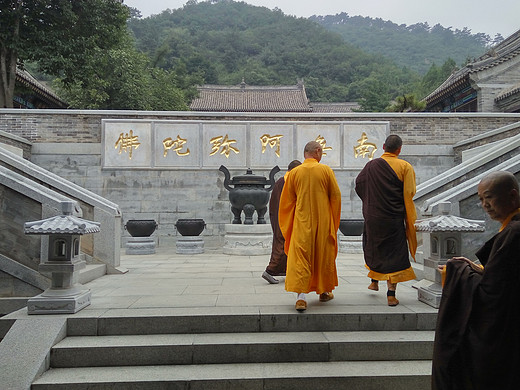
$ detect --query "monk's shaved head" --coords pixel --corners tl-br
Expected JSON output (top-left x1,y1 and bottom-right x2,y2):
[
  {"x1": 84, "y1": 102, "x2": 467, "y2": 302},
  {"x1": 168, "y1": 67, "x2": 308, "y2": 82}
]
[
  {"x1": 478, "y1": 171, "x2": 520, "y2": 222},
  {"x1": 480, "y1": 171, "x2": 519, "y2": 195},
  {"x1": 304, "y1": 141, "x2": 321, "y2": 154},
  {"x1": 288, "y1": 160, "x2": 301, "y2": 171},
  {"x1": 383, "y1": 135, "x2": 402, "y2": 154},
  {"x1": 304, "y1": 141, "x2": 323, "y2": 162}
]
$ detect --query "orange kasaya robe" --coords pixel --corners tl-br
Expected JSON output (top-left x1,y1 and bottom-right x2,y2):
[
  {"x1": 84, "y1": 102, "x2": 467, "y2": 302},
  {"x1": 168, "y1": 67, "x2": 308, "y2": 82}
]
[{"x1": 278, "y1": 158, "x2": 342, "y2": 294}]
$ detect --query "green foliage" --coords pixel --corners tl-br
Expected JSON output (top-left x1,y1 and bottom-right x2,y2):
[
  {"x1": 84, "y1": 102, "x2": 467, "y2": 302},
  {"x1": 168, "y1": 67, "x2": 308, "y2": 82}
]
[
  {"x1": 312, "y1": 13, "x2": 493, "y2": 75},
  {"x1": 54, "y1": 37, "x2": 199, "y2": 110},
  {"x1": 0, "y1": 0, "x2": 129, "y2": 107},
  {"x1": 127, "y1": 0, "x2": 423, "y2": 110},
  {"x1": 387, "y1": 94, "x2": 427, "y2": 112}
]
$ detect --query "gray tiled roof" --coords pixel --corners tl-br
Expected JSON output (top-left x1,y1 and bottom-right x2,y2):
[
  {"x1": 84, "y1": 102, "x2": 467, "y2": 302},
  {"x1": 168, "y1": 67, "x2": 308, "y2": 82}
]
[
  {"x1": 310, "y1": 102, "x2": 360, "y2": 112},
  {"x1": 495, "y1": 82, "x2": 520, "y2": 102},
  {"x1": 415, "y1": 215, "x2": 485, "y2": 232},
  {"x1": 425, "y1": 29, "x2": 520, "y2": 105},
  {"x1": 190, "y1": 82, "x2": 312, "y2": 112},
  {"x1": 24, "y1": 215, "x2": 101, "y2": 235},
  {"x1": 16, "y1": 68, "x2": 67, "y2": 108}
]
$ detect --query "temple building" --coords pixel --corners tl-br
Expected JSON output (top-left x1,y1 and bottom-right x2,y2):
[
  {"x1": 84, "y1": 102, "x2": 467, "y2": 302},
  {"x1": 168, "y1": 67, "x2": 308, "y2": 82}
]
[
  {"x1": 13, "y1": 68, "x2": 67, "y2": 109},
  {"x1": 425, "y1": 29, "x2": 520, "y2": 113},
  {"x1": 190, "y1": 79, "x2": 359, "y2": 112}
]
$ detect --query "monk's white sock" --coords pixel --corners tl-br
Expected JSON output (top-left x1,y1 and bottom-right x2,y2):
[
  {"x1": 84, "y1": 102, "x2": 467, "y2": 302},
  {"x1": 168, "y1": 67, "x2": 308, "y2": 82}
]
[{"x1": 297, "y1": 293, "x2": 306, "y2": 301}]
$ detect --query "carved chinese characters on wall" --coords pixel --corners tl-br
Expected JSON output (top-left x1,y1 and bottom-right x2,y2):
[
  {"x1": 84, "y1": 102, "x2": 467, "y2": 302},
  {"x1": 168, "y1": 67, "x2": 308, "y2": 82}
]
[{"x1": 103, "y1": 120, "x2": 389, "y2": 169}]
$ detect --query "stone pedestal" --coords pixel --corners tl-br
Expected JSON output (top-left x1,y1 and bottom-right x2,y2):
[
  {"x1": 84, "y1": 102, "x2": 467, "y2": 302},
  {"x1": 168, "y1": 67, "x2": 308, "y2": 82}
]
[
  {"x1": 126, "y1": 237, "x2": 156, "y2": 255},
  {"x1": 27, "y1": 287, "x2": 91, "y2": 314},
  {"x1": 176, "y1": 236, "x2": 204, "y2": 254},
  {"x1": 28, "y1": 259, "x2": 92, "y2": 314},
  {"x1": 339, "y1": 235, "x2": 363, "y2": 254},
  {"x1": 415, "y1": 279, "x2": 443, "y2": 308},
  {"x1": 223, "y1": 224, "x2": 272, "y2": 255}
]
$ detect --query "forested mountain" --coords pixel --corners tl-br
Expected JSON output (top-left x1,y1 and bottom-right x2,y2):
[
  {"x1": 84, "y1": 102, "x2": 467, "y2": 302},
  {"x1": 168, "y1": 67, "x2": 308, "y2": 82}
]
[
  {"x1": 311, "y1": 13, "x2": 500, "y2": 75},
  {"x1": 127, "y1": 0, "x2": 421, "y2": 111},
  {"x1": 126, "y1": 0, "x2": 495, "y2": 111}
]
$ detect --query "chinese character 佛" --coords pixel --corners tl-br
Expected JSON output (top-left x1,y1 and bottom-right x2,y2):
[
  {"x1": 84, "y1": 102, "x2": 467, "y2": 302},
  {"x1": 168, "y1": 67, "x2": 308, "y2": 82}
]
[
  {"x1": 209, "y1": 134, "x2": 239, "y2": 158},
  {"x1": 353, "y1": 132, "x2": 378, "y2": 160},
  {"x1": 260, "y1": 134, "x2": 283, "y2": 157},
  {"x1": 114, "y1": 130, "x2": 140, "y2": 159},
  {"x1": 163, "y1": 135, "x2": 190, "y2": 157},
  {"x1": 315, "y1": 135, "x2": 333, "y2": 156}
]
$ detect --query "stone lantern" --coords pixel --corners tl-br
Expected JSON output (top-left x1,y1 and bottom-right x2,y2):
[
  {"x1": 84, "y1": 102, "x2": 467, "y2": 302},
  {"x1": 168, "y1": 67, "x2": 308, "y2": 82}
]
[
  {"x1": 24, "y1": 201, "x2": 100, "y2": 314},
  {"x1": 414, "y1": 202, "x2": 485, "y2": 308}
]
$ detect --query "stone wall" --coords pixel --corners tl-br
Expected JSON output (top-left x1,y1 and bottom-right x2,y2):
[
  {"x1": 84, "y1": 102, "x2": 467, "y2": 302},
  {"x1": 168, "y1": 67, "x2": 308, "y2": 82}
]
[{"x1": 1, "y1": 109, "x2": 520, "y2": 249}]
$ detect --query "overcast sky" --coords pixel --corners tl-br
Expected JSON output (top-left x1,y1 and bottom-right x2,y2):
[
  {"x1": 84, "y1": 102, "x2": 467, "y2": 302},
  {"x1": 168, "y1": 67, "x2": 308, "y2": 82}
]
[{"x1": 124, "y1": 0, "x2": 519, "y2": 38}]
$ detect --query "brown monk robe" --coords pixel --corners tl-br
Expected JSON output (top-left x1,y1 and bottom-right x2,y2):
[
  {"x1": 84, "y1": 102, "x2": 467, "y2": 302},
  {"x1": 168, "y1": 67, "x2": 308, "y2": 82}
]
[
  {"x1": 262, "y1": 160, "x2": 301, "y2": 284},
  {"x1": 355, "y1": 135, "x2": 417, "y2": 306},
  {"x1": 432, "y1": 171, "x2": 520, "y2": 390}
]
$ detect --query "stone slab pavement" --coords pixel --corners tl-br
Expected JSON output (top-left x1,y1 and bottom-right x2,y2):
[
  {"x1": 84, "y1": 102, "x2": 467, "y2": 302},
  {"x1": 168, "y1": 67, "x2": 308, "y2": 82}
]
[{"x1": 79, "y1": 248, "x2": 436, "y2": 316}]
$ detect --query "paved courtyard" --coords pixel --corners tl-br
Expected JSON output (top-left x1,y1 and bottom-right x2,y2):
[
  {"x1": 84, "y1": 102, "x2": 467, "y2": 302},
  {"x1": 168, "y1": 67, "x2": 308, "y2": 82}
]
[{"x1": 82, "y1": 248, "x2": 436, "y2": 316}]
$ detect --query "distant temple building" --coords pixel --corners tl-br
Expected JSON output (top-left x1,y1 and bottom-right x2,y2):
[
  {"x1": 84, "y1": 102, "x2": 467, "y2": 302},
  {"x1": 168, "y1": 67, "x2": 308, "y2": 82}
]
[
  {"x1": 189, "y1": 80, "x2": 359, "y2": 113},
  {"x1": 13, "y1": 68, "x2": 67, "y2": 109},
  {"x1": 425, "y1": 30, "x2": 520, "y2": 113}
]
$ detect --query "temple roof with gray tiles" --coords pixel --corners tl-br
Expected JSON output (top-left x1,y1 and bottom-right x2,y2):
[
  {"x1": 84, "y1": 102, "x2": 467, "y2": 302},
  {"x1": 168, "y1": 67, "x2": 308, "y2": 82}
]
[
  {"x1": 415, "y1": 214, "x2": 485, "y2": 232},
  {"x1": 15, "y1": 68, "x2": 68, "y2": 108},
  {"x1": 310, "y1": 102, "x2": 360, "y2": 112},
  {"x1": 425, "y1": 29, "x2": 520, "y2": 107},
  {"x1": 24, "y1": 215, "x2": 101, "y2": 235},
  {"x1": 189, "y1": 81, "x2": 312, "y2": 112}
]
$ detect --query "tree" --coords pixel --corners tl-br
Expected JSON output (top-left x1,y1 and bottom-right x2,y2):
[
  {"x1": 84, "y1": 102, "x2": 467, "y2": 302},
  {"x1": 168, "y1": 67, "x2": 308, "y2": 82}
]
[
  {"x1": 53, "y1": 38, "x2": 200, "y2": 110},
  {"x1": 0, "y1": 0, "x2": 129, "y2": 107},
  {"x1": 387, "y1": 94, "x2": 426, "y2": 112}
]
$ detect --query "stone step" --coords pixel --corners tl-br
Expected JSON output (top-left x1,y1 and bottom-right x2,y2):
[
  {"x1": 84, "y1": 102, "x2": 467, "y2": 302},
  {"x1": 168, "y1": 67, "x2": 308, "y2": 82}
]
[
  {"x1": 78, "y1": 263, "x2": 106, "y2": 285},
  {"x1": 51, "y1": 330, "x2": 434, "y2": 368},
  {"x1": 66, "y1": 309, "x2": 437, "y2": 336},
  {"x1": 32, "y1": 360, "x2": 432, "y2": 389}
]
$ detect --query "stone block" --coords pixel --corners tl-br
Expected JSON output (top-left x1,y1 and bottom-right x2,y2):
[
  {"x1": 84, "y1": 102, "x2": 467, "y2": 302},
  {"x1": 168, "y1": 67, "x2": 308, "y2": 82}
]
[
  {"x1": 176, "y1": 236, "x2": 204, "y2": 254},
  {"x1": 222, "y1": 224, "x2": 272, "y2": 255}
]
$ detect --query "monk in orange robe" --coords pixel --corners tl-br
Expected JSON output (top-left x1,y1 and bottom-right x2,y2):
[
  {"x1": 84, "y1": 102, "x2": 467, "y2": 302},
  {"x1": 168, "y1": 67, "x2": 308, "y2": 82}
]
[
  {"x1": 279, "y1": 141, "x2": 341, "y2": 312},
  {"x1": 355, "y1": 134, "x2": 417, "y2": 306}
]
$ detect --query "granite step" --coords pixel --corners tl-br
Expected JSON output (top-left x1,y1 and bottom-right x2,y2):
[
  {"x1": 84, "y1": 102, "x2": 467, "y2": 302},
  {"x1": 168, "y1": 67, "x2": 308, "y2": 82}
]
[
  {"x1": 32, "y1": 360, "x2": 432, "y2": 390},
  {"x1": 65, "y1": 309, "x2": 437, "y2": 336},
  {"x1": 50, "y1": 330, "x2": 434, "y2": 368}
]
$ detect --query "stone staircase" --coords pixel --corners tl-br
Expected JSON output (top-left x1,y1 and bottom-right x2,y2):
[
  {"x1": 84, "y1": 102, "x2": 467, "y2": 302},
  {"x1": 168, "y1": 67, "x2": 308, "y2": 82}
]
[{"x1": 31, "y1": 310, "x2": 435, "y2": 389}]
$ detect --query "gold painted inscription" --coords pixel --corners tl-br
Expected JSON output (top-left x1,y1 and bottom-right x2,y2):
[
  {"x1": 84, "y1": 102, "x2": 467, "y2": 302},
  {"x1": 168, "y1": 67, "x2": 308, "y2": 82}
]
[
  {"x1": 354, "y1": 132, "x2": 378, "y2": 160},
  {"x1": 114, "y1": 130, "x2": 140, "y2": 159},
  {"x1": 260, "y1": 134, "x2": 283, "y2": 157},
  {"x1": 163, "y1": 135, "x2": 190, "y2": 157},
  {"x1": 209, "y1": 134, "x2": 239, "y2": 158}
]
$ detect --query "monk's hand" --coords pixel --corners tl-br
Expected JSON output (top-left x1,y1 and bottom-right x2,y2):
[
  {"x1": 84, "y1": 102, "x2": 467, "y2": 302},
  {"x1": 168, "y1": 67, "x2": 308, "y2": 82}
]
[{"x1": 449, "y1": 257, "x2": 484, "y2": 274}]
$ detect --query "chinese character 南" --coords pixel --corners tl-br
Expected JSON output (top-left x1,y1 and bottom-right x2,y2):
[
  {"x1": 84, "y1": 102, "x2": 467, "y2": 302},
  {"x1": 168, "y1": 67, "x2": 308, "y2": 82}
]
[
  {"x1": 315, "y1": 135, "x2": 333, "y2": 156},
  {"x1": 163, "y1": 135, "x2": 190, "y2": 157},
  {"x1": 260, "y1": 134, "x2": 283, "y2": 157},
  {"x1": 209, "y1": 134, "x2": 240, "y2": 158},
  {"x1": 353, "y1": 132, "x2": 378, "y2": 160},
  {"x1": 114, "y1": 130, "x2": 140, "y2": 159}
]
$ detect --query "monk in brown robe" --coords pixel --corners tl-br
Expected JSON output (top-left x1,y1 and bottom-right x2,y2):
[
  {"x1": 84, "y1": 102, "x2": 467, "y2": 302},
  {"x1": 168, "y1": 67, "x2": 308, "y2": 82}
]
[
  {"x1": 279, "y1": 141, "x2": 341, "y2": 312},
  {"x1": 262, "y1": 160, "x2": 301, "y2": 284},
  {"x1": 355, "y1": 134, "x2": 417, "y2": 306},
  {"x1": 432, "y1": 171, "x2": 520, "y2": 389}
]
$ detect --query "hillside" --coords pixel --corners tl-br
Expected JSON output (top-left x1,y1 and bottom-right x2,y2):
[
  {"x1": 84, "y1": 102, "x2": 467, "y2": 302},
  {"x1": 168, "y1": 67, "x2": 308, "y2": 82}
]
[
  {"x1": 127, "y1": 0, "x2": 421, "y2": 111},
  {"x1": 311, "y1": 13, "x2": 499, "y2": 75}
]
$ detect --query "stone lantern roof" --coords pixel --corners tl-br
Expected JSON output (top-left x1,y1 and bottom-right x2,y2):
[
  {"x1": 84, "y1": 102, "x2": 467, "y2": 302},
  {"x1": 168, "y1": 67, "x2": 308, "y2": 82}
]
[
  {"x1": 415, "y1": 214, "x2": 485, "y2": 233},
  {"x1": 24, "y1": 215, "x2": 101, "y2": 235},
  {"x1": 415, "y1": 201, "x2": 485, "y2": 233}
]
